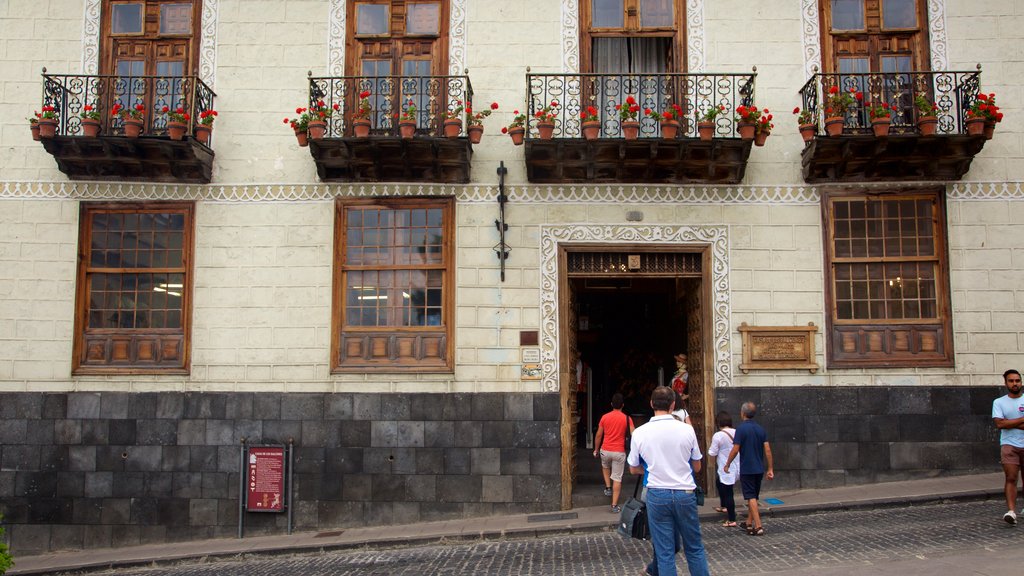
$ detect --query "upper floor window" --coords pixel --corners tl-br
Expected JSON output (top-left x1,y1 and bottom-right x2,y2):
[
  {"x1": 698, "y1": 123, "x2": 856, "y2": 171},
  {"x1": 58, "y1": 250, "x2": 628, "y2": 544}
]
[
  {"x1": 346, "y1": 1, "x2": 449, "y2": 77},
  {"x1": 102, "y1": 1, "x2": 203, "y2": 77},
  {"x1": 581, "y1": 0, "x2": 685, "y2": 74},
  {"x1": 73, "y1": 202, "x2": 194, "y2": 374},
  {"x1": 820, "y1": 0, "x2": 930, "y2": 73}
]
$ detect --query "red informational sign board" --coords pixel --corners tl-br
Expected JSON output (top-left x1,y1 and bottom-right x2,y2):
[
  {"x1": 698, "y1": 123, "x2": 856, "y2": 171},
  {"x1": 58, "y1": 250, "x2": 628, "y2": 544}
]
[{"x1": 246, "y1": 446, "x2": 285, "y2": 512}]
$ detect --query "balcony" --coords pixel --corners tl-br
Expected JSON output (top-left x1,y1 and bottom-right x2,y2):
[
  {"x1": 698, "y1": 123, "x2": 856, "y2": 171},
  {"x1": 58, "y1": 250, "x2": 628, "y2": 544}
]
[
  {"x1": 798, "y1": 70, "x2": 988, "y2": 183},
  {"x1": 306, "y1": 74, "x2": 473, "y2": 183},
  {"x1": 523, "y1": 71, "x2": 757, "y2": 184},
  {"x1": 37, "y1": 71, "x2": 216, "y2": 184}
]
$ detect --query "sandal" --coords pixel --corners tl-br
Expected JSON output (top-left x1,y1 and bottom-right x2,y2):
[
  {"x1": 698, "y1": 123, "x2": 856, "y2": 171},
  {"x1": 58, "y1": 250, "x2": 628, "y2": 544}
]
[
  {"x1": 749, "y1": 526, "x2": 765, "y2": 536},
  {"x1": 713, "y1": 507, "x2": 728, "y2": 514},
  {"x1": 722, "y1": 521, "x2": 737, "y2": 527}
]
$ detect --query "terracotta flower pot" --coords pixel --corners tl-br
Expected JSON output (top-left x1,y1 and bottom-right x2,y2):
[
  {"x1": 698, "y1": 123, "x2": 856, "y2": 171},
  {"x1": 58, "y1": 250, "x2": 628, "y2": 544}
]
[
  {"x1": 81, "y1": 118, "x2": 101, "y2": 137},
  {"x1": 167, "y1": 121, "x2": 187, "y2": 141},
  {"x1": 443, "y1": 119, "x2": 462, "y2": 138},
  {"x1": 984, "y1": 120, "x2": 996, "y2": 140},
  {"x1": 467, "y1": 125, "x2": 483, "y2": 144},
  {"x1": 754, "y1": 130, "x2": 769, "y2": 147},
  {"x1": 965, "y1": 117, "x2": 985, "y2": 136},
  {"x1": 697, "y1": 121, "x2": 715, "y2": 141},
  {"x1": 352, "y1": 119, "x2": 371, "y2": 138},
  {"x1": 737, "y1": 121, "x2": 755, "y2": 140},
  {"x1": 660, "y1": 121, "x2": 680, "y2": 140},
  {"x1": 508, "y1": 127, "x2": 525, "y2": 145},
  {"x1": 195, "y1": 125, "x2": 212, "y2": 145},
  {"x1": 294, "y1": 128, "x2": 308, "y2": 147},
  {"x1": 824, "y1": 116, "x2": 845, "y2": 137},
  {"x1": 30, "y1": 123, "x2": 40, "y2": 141},
  {"x1": 799, "y1": 124, "x2": 816, "y2": 142},
  {"x1": 917, "y1": 115, "x2": 937, "y2": 136},
  {"x1": 621, "y1": 120, "x2": 639, "y2": 140},
  {"x1": 871, "y1": 117, "x2": 891, "y2": 138},
  {"x1": 399, "y1": 120, "x2": 416, "y2": 139},
  {"x1": 37, "y1": 119, "x2": 58, "y2": 139},
  {"x1": 123, "y1": 119, "x2": 143, "y2": 138},
  {"x1": 307, "y1": 120, "x2": 326, "y2": 140},
  {"x1": 537, "y1": 121, "x2": 555, "y2": 139},
  {"x1": 581, "y1": 120, "x2": 600, "y2": 140}
]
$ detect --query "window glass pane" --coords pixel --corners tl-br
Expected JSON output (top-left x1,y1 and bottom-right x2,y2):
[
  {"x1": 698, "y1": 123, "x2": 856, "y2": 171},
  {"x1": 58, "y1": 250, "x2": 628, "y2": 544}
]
[
  {"x1": 117, "y1": 60, "x2": 146, "y2": 76},
  {"x1": 830, "y1": 0, "x2": 865, "y2": 30},
  {"x1": 883, "y1": 0, "x2": 916, "y2": 29},
  {"x1": 356, "y1": 3, "x2": 390, "y2": 35},
  {"x1": 838, "y1": 58, "x2": 869, "y2": 74},
  {"x1": 112, "y1": 3, "x2": 144, "y2": 34},
  {"x1": 640, "y1": 0, "x2": 673, "y2": 27},
  {"x1": 880, "y1": 56, "x2": 912, "y2": 73},
  {"x1": 156, "y1": 61, "x2": 185, "y2": 76},
  {"x1": 159, "y1": 3, "x2": 192, "y2": 34},
  {"x1": 361, "y1": 60, "x2": 391, "y2": 77},
  {"x1": 592, "y1": 0, "x2": 624, "y2": 28},
  {"x1": 406, "y1": 2, "x2": 440, "y2": 35}
]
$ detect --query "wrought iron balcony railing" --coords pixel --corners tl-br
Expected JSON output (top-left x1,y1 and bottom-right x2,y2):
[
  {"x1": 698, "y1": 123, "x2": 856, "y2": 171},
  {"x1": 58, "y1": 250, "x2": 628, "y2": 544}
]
[
  {"x1": 41, "y1": 70, "x2": 216, "y2": 142},
  {"x1": 798, "y1": 69, "x2": 982, "y2": 136},
  {"x1": 525, "y1": 70, "x2": 756, "y2": 139},
  {"x1": 308, "y1": 74, "x2": 473, "y2": 137}
]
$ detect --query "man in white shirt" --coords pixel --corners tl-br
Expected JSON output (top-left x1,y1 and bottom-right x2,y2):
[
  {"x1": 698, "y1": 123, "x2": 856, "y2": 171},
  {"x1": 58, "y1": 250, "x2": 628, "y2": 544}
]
[
  {"x1": 993, "y1": 368, "x2": 1024, "y2": 525},
  {"x1": 627, "y1": 386, "x2": 709, "y2": 576}
]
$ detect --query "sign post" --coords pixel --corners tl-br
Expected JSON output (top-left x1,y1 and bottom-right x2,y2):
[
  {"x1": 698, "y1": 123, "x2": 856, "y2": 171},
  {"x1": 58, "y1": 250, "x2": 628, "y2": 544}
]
[{"x1": 238, "y1": 441, "x2": 293, "y2": 538}]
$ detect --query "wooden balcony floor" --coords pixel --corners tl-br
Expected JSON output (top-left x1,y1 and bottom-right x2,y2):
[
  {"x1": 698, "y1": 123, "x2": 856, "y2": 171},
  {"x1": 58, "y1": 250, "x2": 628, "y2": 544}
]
[
  {"x1": 40, "y1": 136, "x2": 214, "y2": 184},
  {"x1": 801, "y1": 133, "x2": 987, "y2": 183},
  {"x1": 308, "y1": 137, "x2": 472, "y2": 183}
]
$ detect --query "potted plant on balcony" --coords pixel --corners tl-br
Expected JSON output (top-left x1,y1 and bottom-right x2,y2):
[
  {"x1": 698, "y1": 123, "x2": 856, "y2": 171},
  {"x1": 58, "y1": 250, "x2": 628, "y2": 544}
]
[
  {"x1": 502, "y1": 110, "x2": 527, "y2": 145},
  {"x1": 466, "y1": 101, "x2": 498, "y2": 144},
  {"x1": 534, "y1": 100, "x2": 559, "y2": 139},
  {"x1": 36, "y1": 106, "x2": 58, "y2": 138},
  {"x1": 914, "y1": 94, "x2": 939, "y2": 136},
  {"x1": 697, "y1": 104, "x2": 726, "y2": 141},
  {"x1": 28, "y1": 114, "x2": 40, "y2": 141},
  {"x1": 443, "y1": 99, "x2": 465, "y2": 138},
  {"x1": 351, "y1": 90, "x2": 373, "y2": 137},
  {"x1": 580, "y1": 105, "x2": 601, "y2": 140},
  {"x1": 161, "y1": 105, "x2": 190, "y2": 140},
  {"x1": 793, "y1": 106, "x2": 815, "y2": 142},
  {"x1": 967, "y1": 92, "x2": 1002, "y2": 139},
  {"x1": 823, "y1": 85, "x2": 862, "y2": 136},
  {"x1": 646, "y1": 104, "x2": 684, "y2": 139},
  {"x1": 734, "y1": 105, "x2": 761, "y2": 141},
  {"x1": 307, "y1": 100, "x2": 338, "y2": 140},
  {"x1": 80, "y1": 104, "x2": 102, "y2": 137},
  {"x1": 112, "y1": 103, "x2": 145, "y2": 138},
  {"x1": 284, "y1": 107, "x2": 314, "y2": 147},
  {"x1": 397, "y1": 99, "x2": 417, "y2": 138},
  {"x1": 195, "y1": 109, "x2": 217, "y2": 144},
  {"x1": 753, "y1": 109, "x2": 773, "y2": 147},
  {"x1": 615, "y1": 96, "x2": 641, "y2": 140},
  {"x1": 867, "y1": 101, "x2": 892, "y2": 137}
]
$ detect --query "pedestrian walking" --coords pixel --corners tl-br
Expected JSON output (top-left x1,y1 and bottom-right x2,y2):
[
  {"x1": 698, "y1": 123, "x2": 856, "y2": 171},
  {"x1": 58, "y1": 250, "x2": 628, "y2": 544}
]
[
  {"x1": 724, "y1": 401, "x2": 773, "y2": 536},
  {"x1": 707, "y1": 410, "x2": 738, "y2": 527},
  {"x1": 627, "y1": 386, "x2": 710, "y2": 576},
  {"x1": 993, "y1": 368, "x2": 1024, "y2": 525},
  {"x1": 671, "y1": 390, "x2": 692, "y2": 425},
  {"x1": 594, "y1": 392, "x2": 635, "y2": 513}
]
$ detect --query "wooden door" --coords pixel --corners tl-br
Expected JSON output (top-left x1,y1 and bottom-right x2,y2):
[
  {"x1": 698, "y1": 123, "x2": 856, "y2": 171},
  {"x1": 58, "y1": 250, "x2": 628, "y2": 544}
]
[
  {"x1": 560, "y1": 274, "x2": 579, "y2": 510},
  {"x1": 682, "y1": 277, "x2": 707, "y2": 490}
]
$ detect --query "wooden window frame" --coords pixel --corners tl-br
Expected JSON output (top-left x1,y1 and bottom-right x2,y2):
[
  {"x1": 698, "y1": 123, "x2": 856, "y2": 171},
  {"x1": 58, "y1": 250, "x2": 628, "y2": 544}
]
[
  {"x1": 73, "y1": 201, "x2": 195, "y2": 375},
  {"x1": 345, "y1": 0, "x2": 449, "y2": 77},
  {"x1": 579, "y1": 0, "x2": 686, "y2": 73},
  {"x1": 822, "y1": 187, "x2": 953, "y2": 368},
  {"x1": 100, "y1": 0, "x2": 203, "y2": 76},
  {"x1": 331, "y1": 197, "x2": 455, "y2": 373},
  {"x1": 819, "y1": 0, "x2": 930, "y2": 73}
]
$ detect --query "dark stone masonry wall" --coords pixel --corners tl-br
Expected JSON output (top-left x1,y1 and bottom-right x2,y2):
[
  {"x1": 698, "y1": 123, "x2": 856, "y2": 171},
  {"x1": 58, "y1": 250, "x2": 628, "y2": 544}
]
[
  {"x1": 0, "y1": 392, "x2": 562, "y2": 555},
  {"x1": 715, "y1": 386, "x2": 1003, "y2": 490}
]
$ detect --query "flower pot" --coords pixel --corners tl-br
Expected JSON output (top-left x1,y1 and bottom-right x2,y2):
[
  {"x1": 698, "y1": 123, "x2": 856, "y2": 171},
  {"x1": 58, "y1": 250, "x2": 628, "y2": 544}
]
[
  {"x1": 508, "y1": 127, "x2": 525, "y2": 145},
  {"x1": 984, "y1": 120, "x2": 996, "y2": 140},
  {"x1": 399, "y1": 120, "x2": 416, "y2": 139},
  {"x1": 123, "y1": 119, "x2": 143, "y2": 138},
  {"x1": 294, "y1": 128, "x2": 308, "y2": 147},
  {"x1": 443, "y1": 119, "x2": 462, "y2": 138},
  {"x1": 352, "y1": 119, "x2": 371, "y2": 138},
  {"x1": 871, "y1": 117, "x2": 891, "y2": 138},
  {"x1": 194, "y1": 125, "x2": 211, "y2": 145},
  {"x1": 737, "y1": 121, "x2": 755, "y2": 140},
  {"x1": 37, "y1": 119, "x2": 57, "y2": 139},
  {"x1": 824, "y1": 116, "x2": 845, "y2": 137},
  {"x1": 30, "y1": 123, "x2": 40, "y2": 141},
  {"x1": 581, "y1": 120, "x2": 600, "y2": 140},
  {"x1": 307, "y1": 120, "x2": 326, "y2": 140},
  {"x1": 621, "y1": 120, "x2": 639, "y2": 140},
  {"x1": 467, "y1": 125, "x2": 483, "y2": 144},
  {"x1": 799, "y1": 123, "x2": 816, "y2": 142},
  {"x1": 754, "y1": 130, "x2": 769, "y2": 147},
  {"x1": 917, "y1": 115, "x2": 937, "y2": 136},
  {"x1": 697, "y1": 121, "x2": 715, "y2": 141},
  {"x1": 965, "y1": 117, "x2": 985, "y2": 136},
  {"x1": 537, "y1": 121, "x2": 555, "y2": 140},
  {"x1": 81, "y1": 118, "x2": 101, "y2": 137},
  {"x1": 660, "y1": 121, "x2": 680, "y2": 140},
  {"x1": 166, "y1": 121, "x2": 187, "y2": 141}
]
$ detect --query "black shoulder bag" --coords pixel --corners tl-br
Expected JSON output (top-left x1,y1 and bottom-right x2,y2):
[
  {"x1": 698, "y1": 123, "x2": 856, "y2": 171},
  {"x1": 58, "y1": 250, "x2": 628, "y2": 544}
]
[{"x1": 617, "y1": 473, "x2": 649, "y2": 541}]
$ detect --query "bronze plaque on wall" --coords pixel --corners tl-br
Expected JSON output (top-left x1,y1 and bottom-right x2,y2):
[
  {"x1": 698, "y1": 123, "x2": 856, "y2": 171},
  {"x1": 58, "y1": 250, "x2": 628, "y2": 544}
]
[{"x1": 738, "y1": 323, "x2": 819, "y2": 374}]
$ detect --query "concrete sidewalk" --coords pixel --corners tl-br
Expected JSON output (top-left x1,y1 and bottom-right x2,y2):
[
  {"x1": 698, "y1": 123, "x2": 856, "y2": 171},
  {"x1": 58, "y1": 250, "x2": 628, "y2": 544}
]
[{"x1": 8, "y1": 472, "x2": 1007, "y2": 575}]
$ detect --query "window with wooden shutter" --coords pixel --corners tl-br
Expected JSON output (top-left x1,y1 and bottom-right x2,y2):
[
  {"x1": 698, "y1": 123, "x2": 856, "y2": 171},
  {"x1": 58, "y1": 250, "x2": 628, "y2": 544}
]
[
  {"x1": 822, "y1": 189, "x2": 953, "y2": 368},
  {"x1": 346, "y1": 1, "x2": 449, "y2": 76},
  {"x1": 102, "y1": 1, "x2": 202, "y2": 77},
  {"x1": 331, "y1": 197, "x2": 454, "y2": 372},
  {"x1": 73, "y1": 202, "x2": 195, "y2": 374},
  {"x1": 820, "y1": 0, "x2": 930, "y2": 74},
  {"x1": 580, "y1": 0, "x2": 685, "y2": 74}
]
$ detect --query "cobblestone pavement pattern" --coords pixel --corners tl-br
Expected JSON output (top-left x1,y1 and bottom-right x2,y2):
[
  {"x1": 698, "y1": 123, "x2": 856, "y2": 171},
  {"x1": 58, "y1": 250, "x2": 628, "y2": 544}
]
[{"x1": 84, "y1": 500, "x2": 1021, "y2": 575}]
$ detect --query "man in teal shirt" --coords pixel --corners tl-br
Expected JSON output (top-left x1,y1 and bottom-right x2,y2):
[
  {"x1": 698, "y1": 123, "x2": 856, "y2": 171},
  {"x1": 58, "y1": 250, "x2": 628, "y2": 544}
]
[{"x1": 993, "y1": 369, "x2": 1024, "y2": 525}]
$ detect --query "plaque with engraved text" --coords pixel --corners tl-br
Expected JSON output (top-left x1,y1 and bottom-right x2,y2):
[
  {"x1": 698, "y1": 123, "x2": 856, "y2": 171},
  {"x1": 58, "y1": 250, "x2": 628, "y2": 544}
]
[{"x1": 738, "y1": 323, "x2": 819, "y2": 374}]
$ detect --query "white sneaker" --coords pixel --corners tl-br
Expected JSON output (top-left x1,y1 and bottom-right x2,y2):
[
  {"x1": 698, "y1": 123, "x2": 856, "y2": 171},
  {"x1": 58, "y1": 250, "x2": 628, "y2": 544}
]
[{"x1": 1004, "y1": 510, "x2": 1017, "y2": 525}]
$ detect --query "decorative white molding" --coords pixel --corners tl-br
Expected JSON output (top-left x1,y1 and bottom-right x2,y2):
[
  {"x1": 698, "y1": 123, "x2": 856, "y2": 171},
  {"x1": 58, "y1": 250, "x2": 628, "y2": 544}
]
[
  {"x1": 686, "y1": 0, "x2": 706, "y2": 73},
  {"x1": 927, "y1": 0, "x2": 949, "y2": 71},
  {"x1": 560, "y1": 0, "x2": 580, "y2": 73},
  {"x1": 948, "y1": 182, "x2": 1024, "y2": 200},
  {"x1": 800, "y1": 0, "x2": 823, "y2": 80},
  {"x1": 81, "y1": 0, "x2": 102, "y2": 75},
  {"x1": 448, "y1": 0, "x2": 468, "y2": 76},
  {"x1": 328, "y1": 0, "x2": 346, "y2": 76},
  {"x1": 539, "y1": 225, "x2": 732, "y2": 393}
]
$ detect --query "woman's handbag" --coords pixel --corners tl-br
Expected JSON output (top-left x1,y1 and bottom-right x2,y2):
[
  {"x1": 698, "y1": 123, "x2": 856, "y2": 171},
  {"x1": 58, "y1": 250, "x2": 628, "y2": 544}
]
[{"x1": 617, "y1": 475, "x2": 649, "y2": 540}]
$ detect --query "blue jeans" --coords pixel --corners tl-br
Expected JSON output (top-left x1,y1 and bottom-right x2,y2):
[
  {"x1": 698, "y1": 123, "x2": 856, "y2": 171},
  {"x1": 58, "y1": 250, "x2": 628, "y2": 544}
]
[{"x1": 644, "y1": 488, "x2": 710, "y2": 576}]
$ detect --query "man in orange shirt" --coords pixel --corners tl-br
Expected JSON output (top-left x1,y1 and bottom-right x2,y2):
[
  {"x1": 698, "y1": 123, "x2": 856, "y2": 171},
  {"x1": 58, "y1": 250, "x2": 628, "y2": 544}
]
[{"x1": 593, "y1": 393, "x2": 635, "y2": 512}]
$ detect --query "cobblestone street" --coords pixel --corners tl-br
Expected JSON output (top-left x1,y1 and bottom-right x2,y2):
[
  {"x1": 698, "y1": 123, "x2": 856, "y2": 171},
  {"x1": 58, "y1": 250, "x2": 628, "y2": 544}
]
[{"x1": 80, "y1": 499, "x2": 1024, "y2": 575}]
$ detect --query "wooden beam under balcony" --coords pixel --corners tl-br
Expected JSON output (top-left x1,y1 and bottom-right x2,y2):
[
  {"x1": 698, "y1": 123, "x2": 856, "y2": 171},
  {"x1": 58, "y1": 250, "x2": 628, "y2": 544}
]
[
  {"x1": 40, "y1": 136, "x2": 214, "y2": 184},
  {"x1": 308, "y1": 137, "x2": 472, "y2": 183},
  {"x1": 801, "y1": 133, "x2": 987, "y2": 183},
  {"x1": 524, "y1": 138, "x2": 753, "y2": 184}
]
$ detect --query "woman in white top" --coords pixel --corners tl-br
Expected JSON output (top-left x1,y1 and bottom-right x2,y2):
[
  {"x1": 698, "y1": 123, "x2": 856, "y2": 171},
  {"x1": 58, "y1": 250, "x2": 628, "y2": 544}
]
[
  {"x1": 707, "y1": 410, "x2": 739, "y2": 527},
  {"x1": 672, "y1": 390, "x2": 692, "y2": 425}
]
